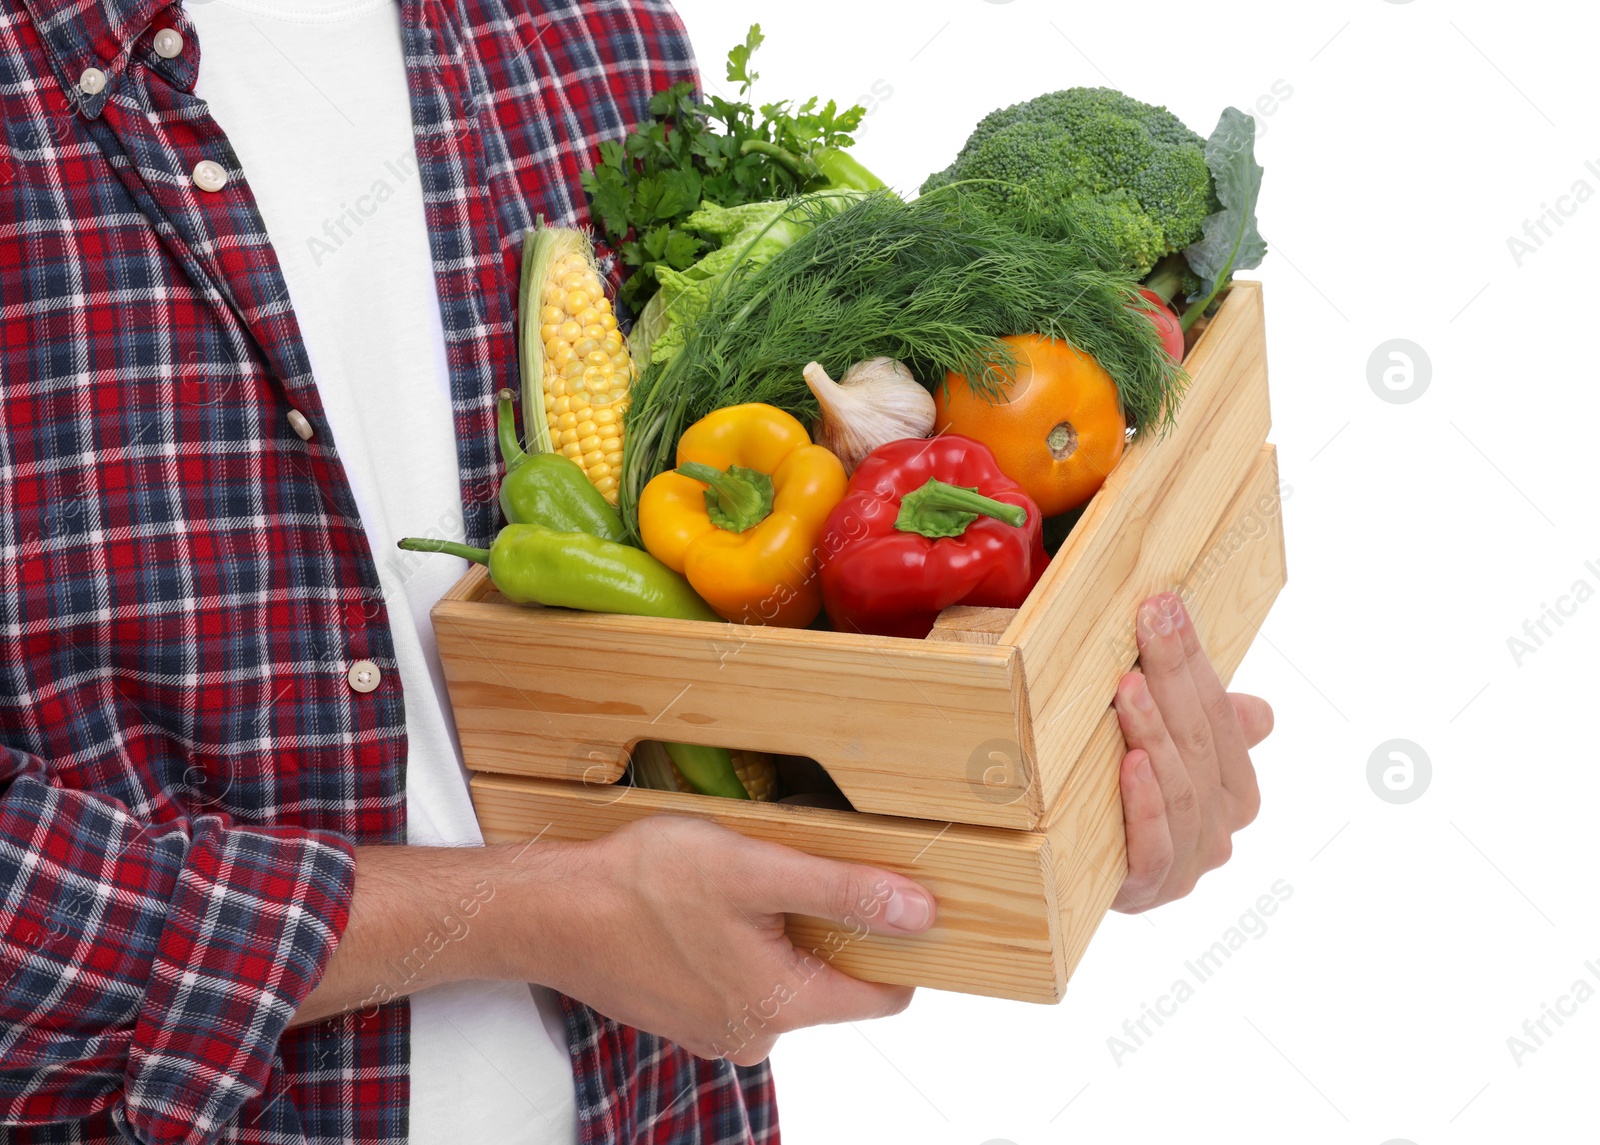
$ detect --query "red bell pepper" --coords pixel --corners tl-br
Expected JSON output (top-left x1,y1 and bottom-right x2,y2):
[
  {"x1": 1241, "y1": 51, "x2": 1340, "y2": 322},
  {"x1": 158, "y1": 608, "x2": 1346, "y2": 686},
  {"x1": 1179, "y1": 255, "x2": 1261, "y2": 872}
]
[{"x1": 818, "y1": 435, "x2": 1048, "y2": 638}]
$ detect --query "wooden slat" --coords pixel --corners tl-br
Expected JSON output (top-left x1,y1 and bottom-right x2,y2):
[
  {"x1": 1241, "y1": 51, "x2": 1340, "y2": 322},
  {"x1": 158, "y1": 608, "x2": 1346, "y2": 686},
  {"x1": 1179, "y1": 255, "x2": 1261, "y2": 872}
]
[
  {"x1": 926, "y1": 605, "x2": 1017, "y2": 646},
  {"x1": 1011, "y1": 281, "x2": 1272, "y2": 817},
  {"x1": 432, "y1": 599, "x2": 1037, "y2": 825},
  {"x1": 1047, "y1": 444, "x2": 1287, "y2": 983},
  {"x1": 470, "y1": 773, "x2": 1067, "y2": 1003}
]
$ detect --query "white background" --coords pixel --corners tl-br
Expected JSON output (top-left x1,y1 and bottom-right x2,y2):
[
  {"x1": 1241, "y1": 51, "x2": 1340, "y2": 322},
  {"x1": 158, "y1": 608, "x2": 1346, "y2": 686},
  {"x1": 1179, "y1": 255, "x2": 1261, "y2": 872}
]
[{"x1": 669, "y1": 1, "x2": 1600, "y2": 1142}]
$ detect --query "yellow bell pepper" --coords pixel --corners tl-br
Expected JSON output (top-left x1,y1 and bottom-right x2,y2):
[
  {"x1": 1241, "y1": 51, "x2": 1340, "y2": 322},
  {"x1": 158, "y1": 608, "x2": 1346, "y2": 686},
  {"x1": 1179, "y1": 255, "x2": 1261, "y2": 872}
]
[{"x1": 639, "y1": 403, "x2": 847, "y2": 627}]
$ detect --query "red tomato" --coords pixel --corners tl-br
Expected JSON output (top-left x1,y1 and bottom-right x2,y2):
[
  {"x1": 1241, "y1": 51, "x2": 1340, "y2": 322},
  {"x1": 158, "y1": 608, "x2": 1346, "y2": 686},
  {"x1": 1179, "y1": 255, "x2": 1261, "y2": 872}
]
[{"x1": 1137, "y1": 287, "x2": 1186, "y2": 364}]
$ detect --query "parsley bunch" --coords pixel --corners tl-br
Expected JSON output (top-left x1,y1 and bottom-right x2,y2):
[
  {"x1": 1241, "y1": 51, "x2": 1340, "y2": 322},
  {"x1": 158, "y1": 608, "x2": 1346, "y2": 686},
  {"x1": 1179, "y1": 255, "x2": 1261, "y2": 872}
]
[{"x1": 580, "y1": 24, "x2": 868, "y2": 313}]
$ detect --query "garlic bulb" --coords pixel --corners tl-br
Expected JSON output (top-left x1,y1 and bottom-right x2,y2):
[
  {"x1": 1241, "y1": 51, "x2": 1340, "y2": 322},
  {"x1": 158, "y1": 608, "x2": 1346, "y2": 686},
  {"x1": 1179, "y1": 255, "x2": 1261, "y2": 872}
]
[{"x1": 803, "y1": 358, "x2": 936, "y2": 474}]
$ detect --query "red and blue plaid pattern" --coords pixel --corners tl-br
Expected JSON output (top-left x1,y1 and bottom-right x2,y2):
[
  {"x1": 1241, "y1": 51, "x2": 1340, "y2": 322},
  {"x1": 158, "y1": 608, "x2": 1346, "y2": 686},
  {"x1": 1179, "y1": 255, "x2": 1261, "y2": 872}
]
[{"x1": 0, "y1": 0, "x2": 776, "y2": 1140}]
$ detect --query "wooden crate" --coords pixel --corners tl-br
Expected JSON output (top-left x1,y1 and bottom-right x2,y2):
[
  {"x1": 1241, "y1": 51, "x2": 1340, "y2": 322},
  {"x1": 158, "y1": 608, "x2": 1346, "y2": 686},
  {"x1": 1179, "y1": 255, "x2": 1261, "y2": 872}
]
[{"x1": 437, "y1": 281, "x2": 1284, "y2": 1002}]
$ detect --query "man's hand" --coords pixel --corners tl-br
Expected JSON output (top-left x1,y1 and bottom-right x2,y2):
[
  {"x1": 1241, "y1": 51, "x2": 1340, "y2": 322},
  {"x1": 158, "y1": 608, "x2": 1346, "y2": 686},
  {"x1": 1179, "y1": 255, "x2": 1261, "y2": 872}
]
[
  {"x1": 294, "y1": 818, "x2": 935, "y2": 1068},
  {"x1": 1111, "y1": 592, "x2": 1274, "y2": 913},
  {"x1": 542, "y1": 816, "x2": 933, "y2": 1065}
]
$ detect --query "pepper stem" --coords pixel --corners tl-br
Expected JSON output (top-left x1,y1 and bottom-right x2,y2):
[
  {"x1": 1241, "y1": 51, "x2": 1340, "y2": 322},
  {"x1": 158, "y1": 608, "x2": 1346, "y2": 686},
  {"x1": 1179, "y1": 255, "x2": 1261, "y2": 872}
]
[
  {"x1": 397, "y1": 537, "x2": 492, "y2": 565},
  {"x1": 894, "y1": 477, "x2": 1027, "y2": 539},
  {"x1": 497, "y1": 388, "x2": 528, "y2": 470},
  {"x1": 675, "y1": 462, "x2": 774, "y2": 533},
  {"x1": 737, "y1": 138, "x2": 819, "y2": 182}
]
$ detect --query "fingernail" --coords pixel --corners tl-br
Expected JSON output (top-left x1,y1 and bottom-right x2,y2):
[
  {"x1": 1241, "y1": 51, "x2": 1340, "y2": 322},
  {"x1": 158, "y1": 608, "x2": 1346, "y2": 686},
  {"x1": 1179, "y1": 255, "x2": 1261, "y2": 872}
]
[
  {"x1": 1131, "y1": 678, "x2": 1155, "y2": 712},
  {"x1": 883, "y1": 888, "x2": 932, "y2": 932},
  {"x1": 1151, "y1": 602, "x2": 1174, "y2": 635},
  {"x1": 1137, "y1": 602, "x2": 1163, "y2": 641},
  {"x1": 1134, "y1": 753, "x2": 1153, "y2": 783},
  {"x1": 1168, "y1": 594, "x2": 1187, "y2": 629}
]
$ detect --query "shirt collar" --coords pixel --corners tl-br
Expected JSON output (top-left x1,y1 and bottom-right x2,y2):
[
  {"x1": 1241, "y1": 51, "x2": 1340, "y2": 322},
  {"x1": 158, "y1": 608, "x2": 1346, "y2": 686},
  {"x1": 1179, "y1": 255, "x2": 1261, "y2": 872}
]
[{"x1": 21, "y1": 0, "x2": 180, "y2": 117}]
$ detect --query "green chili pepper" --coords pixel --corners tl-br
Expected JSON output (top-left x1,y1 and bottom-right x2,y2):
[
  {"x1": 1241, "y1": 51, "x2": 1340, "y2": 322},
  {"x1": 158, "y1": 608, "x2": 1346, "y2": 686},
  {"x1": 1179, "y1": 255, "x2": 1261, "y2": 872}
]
[
  {"x1": 399, "y1": 525, "x2": 716, "y2": 620},
  {"x1": 660, "y1": 743, "x2": 749, "y2": 802},
  {"x1": 811, "y1": 146, "x2": 885, "y2": 193},
  {"x1": 399, "y1": 527, "x2": 750, "y2": 800},
  {"x1": 736, "y1": 140, "x2": 885, "y2": 193},
  {"x1": 496, "y1": 389, "x2": 625, "y2": 542}
]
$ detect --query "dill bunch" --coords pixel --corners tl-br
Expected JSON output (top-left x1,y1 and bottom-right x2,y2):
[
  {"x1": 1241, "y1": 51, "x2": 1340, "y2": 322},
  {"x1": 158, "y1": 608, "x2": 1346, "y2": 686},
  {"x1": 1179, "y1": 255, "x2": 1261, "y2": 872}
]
[{"x1": 618, "y1": 189, "x2": 1185, "y2": 535}]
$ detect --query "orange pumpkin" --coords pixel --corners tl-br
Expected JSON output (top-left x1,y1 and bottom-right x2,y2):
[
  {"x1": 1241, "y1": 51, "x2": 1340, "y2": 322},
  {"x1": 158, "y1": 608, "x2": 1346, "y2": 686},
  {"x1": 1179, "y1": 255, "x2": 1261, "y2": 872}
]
[{"x1": 934, "y1": 334, "x2": 1126, "y2": 517}]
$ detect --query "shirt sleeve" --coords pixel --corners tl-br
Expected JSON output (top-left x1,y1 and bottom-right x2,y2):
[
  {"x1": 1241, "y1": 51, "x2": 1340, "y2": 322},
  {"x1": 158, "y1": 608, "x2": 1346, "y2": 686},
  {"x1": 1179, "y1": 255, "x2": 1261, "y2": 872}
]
[{"x1": 0, "y1": 743, "x2": 355, "y2": 1145}]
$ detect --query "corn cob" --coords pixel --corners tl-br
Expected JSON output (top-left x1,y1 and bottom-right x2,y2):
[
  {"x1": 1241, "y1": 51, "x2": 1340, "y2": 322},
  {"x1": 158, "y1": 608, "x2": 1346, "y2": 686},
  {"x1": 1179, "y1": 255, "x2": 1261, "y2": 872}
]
[
  {"x1": 631, "y1": 741, "x2": 779, "y2": 802},
  {"x1": 518, "y1": 224, "x2": 634, "y2": 504}
]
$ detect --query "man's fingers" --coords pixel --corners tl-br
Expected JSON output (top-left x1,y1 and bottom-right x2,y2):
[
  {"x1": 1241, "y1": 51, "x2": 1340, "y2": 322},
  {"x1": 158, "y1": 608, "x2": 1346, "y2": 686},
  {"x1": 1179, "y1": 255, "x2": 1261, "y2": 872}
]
[
  {"x1": 1171, "y1": 597, "x2": 1258, "y2": 817},
  {"x1": 1230, "y1": 693, "x2": 1274, "y2": 749},
  {"x1": 716, "y1": 965, "x2": 914, "y2": 1066},
  {"x1": 1113, "y1": 749, "x2": 1174, "y2": 913},
  {"x1": 1135, "y1": 594, "x2": 1221, "y2": 790},
  {"x1": 1114, "y1": 670, "x2": 1200, "y2": 845},
  {"x1": 722, "y1": 1036, "x2": 780, "y2": 1068},
  {"x1": 733, "y1": 839, "x2": 936, "y2": 937},
  {"x1": 770, "y1": 957, "x2": 915, "y2": 1034}
]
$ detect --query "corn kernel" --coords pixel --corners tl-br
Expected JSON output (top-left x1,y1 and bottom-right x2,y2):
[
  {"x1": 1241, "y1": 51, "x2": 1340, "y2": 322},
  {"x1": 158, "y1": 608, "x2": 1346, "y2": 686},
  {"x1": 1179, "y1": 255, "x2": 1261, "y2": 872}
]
[
  {"x1": 557, "y1": 320, "x2": 582, "y2": 343},
  {"x1": 582, "y1": 449, "x2": 604, "y2": 468}
]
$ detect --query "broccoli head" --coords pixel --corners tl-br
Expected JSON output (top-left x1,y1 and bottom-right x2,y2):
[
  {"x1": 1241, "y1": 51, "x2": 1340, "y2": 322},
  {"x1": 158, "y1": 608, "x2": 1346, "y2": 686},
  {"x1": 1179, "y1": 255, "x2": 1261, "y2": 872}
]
[{"x1": 920, "y1": 87, "x2": 1219, "y2": 277}]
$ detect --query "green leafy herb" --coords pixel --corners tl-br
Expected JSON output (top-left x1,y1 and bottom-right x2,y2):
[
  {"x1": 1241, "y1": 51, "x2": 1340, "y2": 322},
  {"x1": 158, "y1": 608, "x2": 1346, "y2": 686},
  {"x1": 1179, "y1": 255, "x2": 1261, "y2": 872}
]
[
  {"x1": 617, "y1": 191, "x2": 1185, "y2": 536},
  {"x1": 579, "y1": 24, "x2": 871, "y2": 313},
  {"x1": 1181, "y1": 108, "x2": 1266, "y2": 330}
]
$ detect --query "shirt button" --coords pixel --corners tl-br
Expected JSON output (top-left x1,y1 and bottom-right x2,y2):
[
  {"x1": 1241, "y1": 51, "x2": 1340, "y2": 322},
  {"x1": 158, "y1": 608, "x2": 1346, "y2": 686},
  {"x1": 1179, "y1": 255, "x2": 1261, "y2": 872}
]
[
  {"x1": 78, "y1": 66, "x2": 107, "y2": 95},
  {"x1": 191, "y1": 159, "x2": 229, "y2": 192},
  {"x1": 286, "y1": 409, "x2": 314, "y2": 440},
  {"x1": 153, "y1": 28, "x2": 185, "y2": 59},
  {"x1": 347, "y1": 660, "x2": 381, "y2": 694}
]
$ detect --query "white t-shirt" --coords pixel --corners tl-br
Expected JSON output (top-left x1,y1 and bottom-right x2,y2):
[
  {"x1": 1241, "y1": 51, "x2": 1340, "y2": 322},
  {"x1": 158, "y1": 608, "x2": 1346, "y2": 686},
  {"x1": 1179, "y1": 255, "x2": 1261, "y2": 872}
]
[{"x1": 186, "y1": 1, "x2": 579, "y2": 1141}]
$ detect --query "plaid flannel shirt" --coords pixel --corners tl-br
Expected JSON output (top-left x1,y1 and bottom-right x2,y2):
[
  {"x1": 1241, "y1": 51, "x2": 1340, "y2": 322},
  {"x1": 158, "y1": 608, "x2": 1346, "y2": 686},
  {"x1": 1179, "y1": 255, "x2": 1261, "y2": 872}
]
[{"x1": 0, "y1": 0, "x2": 778, "y2": 1141}]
